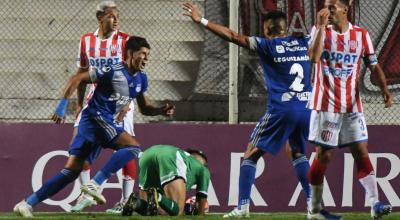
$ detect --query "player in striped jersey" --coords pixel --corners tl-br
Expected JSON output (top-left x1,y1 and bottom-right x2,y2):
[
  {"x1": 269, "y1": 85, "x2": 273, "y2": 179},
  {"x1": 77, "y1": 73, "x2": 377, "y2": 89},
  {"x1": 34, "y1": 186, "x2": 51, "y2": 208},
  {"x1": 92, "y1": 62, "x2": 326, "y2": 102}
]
[
  {"x1": 70, "y1": 1, "x2": 139, "y2": 214},
  {"x1": 307, "y1": 0, "x2": 393, "y2": 219},
  {"x1": 184, "y1": 4, "x2": 316, "y2": 218}
]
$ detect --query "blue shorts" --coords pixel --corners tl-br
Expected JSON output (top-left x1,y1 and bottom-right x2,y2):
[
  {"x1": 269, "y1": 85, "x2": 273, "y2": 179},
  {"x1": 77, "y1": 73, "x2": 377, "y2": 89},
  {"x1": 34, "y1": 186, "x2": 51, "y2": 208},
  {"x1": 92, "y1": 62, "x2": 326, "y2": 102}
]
[
  {"x1": 249, "y1": 110, "x2": 310, "y2": 155},
  {"x1": 69, "y1": 110, "x2": 125, "y2": 164}
]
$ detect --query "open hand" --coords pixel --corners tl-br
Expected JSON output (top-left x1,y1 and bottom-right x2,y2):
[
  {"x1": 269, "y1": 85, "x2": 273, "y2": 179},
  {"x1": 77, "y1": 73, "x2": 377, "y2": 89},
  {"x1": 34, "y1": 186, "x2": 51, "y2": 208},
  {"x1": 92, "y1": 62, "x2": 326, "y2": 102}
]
[{"x1": 183, "y1": 2, "x2": 202, "y2": 23}]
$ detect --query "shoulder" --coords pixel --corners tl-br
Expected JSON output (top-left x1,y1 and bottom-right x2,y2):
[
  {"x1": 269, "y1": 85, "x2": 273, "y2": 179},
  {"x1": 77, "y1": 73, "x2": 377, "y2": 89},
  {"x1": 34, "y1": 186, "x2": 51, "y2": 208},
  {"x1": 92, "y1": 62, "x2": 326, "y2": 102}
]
[{"x1": 117, "y1": 30, "x2": 130, "y2": 39}]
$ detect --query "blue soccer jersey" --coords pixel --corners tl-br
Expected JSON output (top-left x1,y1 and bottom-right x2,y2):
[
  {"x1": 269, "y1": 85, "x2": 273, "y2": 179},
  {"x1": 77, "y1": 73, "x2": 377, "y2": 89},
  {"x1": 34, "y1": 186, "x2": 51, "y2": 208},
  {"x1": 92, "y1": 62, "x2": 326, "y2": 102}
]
[
  {"x1": 249, "y1": 35, "x2": 312, "y2": 113},
  {"x1": 87, "y1": 63, "x2": 148, "y2": 120}
]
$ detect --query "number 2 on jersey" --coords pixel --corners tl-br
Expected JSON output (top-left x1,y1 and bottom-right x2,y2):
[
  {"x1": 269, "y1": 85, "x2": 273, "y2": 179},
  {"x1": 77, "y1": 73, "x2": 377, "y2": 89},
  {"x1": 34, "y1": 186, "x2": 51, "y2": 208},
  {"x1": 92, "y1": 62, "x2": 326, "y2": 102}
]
[{"x1": 289, "y1": 63, "x2": 304, "y2": 92}]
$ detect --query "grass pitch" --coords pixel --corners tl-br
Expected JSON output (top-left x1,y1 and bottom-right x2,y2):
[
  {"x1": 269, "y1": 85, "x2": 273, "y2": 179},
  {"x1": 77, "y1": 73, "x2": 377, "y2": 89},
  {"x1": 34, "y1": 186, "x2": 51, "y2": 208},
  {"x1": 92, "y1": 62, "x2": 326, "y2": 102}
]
[{"x1": 0, "y1": 212, "x2": 399, "y2": 219}]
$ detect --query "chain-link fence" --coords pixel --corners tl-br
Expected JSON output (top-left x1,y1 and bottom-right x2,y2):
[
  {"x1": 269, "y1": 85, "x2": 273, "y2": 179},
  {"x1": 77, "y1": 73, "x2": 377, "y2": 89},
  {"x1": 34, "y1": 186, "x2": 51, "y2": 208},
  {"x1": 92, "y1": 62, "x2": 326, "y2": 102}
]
[{"x1": 0, "y1": 0, "x2": 399, "y2": 124}]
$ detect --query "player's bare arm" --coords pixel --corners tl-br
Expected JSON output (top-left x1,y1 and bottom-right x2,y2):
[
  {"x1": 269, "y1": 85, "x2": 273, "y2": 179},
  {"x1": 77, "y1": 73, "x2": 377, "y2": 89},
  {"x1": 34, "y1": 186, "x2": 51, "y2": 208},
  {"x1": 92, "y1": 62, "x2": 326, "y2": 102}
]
[
  {"x1": 52, "y1": 72, "x2": 92, "y2": 124},
  {"x1": 75, "y1": 67, "x2": 89, "y2": 118},
  {"x1": 136, "y1": 94, "x2": 175, "y2": 116},
  {"x1": 183, "y1": 2, "x2": 250, "y2": 49},
  {"x1": 369, "y1": 64, "x2": 393, "y2": 108},
  {"x1": 196, "y1": 197, "x2": 208, "y2": 215},
  {"x1": 308, "y1": 8, "x2": 330, "y2": 63}
]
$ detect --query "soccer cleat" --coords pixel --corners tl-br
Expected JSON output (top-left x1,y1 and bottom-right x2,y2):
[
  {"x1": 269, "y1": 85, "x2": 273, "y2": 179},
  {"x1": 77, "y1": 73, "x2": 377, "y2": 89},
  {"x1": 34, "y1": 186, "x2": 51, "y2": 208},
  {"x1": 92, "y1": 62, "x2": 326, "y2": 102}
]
[
  {"x1": 106, "y1": 201, "x2": 125, "y2": 214},
  {"x1": 371, "y1": 202, "x2": 392, "y2": 219},
  {"x1": 13, "y1": 200, "x2": 33, "y2": 217},
  {"x1": 80, "y1": 182, "x2": 106, "y2": 204},
  {"x1": 70, "y1": 194, "x2": 97, "y2": 213},
  {"x1": 146, "y1": 188, "x2": 159, "y2": 216},
  {"x1": 307, "y1": 209, "x2": 342, "y2": 220},
  {"x1": 223, "y1": 207, "x2": 250, "y2": 218},
  {"x1": 122, "y1": 193, "x2": 140, "y2": 216}
]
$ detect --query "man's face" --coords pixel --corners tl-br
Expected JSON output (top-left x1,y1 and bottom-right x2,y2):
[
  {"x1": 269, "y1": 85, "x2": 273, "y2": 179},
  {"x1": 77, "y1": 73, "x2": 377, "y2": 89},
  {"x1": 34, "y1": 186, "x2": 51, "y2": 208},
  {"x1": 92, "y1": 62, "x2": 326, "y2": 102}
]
[
  {"x1": 325, "y1": 0, "x2": 348, "y2": 25},
  {"x1": 99, "y1": 7, "x2": 120, "y2": 32},
  {"x1": 126, "y1": 47, "x2": 150, "y2": 72}
]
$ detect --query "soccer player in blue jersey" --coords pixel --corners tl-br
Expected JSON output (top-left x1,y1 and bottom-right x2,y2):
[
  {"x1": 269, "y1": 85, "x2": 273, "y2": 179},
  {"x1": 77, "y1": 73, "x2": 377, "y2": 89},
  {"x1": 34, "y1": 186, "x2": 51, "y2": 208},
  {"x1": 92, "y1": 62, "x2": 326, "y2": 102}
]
[
  {"x1": 13, "y1": 36, "x2": 174, "y2": 217},
  {"x1": 183, "y1": 3, "x2": 340, "y2": 219}
]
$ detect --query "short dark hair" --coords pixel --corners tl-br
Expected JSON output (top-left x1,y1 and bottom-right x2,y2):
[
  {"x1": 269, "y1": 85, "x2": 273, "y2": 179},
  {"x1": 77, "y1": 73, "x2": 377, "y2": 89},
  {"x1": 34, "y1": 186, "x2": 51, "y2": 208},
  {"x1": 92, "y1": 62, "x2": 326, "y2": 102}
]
[
  {"x1": 186, "y1": 148, "x2": 208, "y2": 163},
  {"x1": 262, "y1": 10, "x2": 287, "y2": 23},
  {"x1": 338, "y1": 0, "x2": 350, "y2": 7},
  {"x1": 125, "y1": 36, "x2": 151, "y2": 56}
]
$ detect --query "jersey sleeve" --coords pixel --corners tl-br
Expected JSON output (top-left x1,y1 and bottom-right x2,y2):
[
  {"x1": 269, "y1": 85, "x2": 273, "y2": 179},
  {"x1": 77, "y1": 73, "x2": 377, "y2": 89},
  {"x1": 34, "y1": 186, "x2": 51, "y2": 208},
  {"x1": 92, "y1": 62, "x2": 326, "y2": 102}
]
[
  {"x1": 248, "y1": 36, "x2": 273, "y2": 58},
  {"x1": 140, "y1": 72, "x2": 149, "y2": 95},
  {"x1": 362, "y1": 30, "x2": 378, "y2": 66},
  {"x1": 89, "y1": 65, "x2": 113, "y2": 84},
  {"x1": 76, "y1": 35, "x2": 89, "y2": 69},
  {"x1": 196, "y1": 167, "x2": 210, "y2": 198}
]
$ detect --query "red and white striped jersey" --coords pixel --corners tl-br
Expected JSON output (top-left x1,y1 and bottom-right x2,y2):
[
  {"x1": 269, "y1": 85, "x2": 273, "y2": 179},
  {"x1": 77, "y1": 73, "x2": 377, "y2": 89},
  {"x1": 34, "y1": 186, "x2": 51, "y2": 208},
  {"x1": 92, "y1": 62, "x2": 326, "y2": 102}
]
[
  {"x1": 309, "y1": 23, "x2": 378, "y2": 113},
  {"x1": 76, "y1": 29, "x2": 130, "y2": 103}
]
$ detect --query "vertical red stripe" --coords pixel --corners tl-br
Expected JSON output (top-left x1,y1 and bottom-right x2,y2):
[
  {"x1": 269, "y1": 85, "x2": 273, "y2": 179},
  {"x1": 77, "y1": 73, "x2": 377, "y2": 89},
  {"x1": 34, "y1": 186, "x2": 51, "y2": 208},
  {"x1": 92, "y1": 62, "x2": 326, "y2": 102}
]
[
  {"x1": 99, "y1": 39, "x2": 107, "y2": 57},
  {"x1": 337, "y1": 34, "x2": 344, "y2": 52},
  {"x1": 333, "y1": 76, "x2": 341, "y2": 113},
  {"x1": 349, "y1": 29, "x2": 357, "y2": 53},
  {"x1": 325, "y1": 28, "x2": 332, "y2": 51},
  {"x1": 346, "y1": 74, "x2": 353, "y2": 112},
  {"x1": 313, "y1": 63, "x2": 321, "y2": 109},
  {"x1": 89, "y1": 35, "x2": 96, "y2": 57},
  {"x1": 321, "y1": 72, "x2": 330, "y2": 111},
  {"x1": 361, "y1": 30, "x2": 369, "y2": 55}
]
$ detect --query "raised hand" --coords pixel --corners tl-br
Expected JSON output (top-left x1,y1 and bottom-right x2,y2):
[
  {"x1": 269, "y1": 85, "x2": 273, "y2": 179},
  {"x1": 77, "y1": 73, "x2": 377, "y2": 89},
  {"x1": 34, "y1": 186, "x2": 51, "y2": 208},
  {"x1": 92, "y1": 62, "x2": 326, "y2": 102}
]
[{"x1": 183, "y1": 2, "x2": 202, "y2": 23}]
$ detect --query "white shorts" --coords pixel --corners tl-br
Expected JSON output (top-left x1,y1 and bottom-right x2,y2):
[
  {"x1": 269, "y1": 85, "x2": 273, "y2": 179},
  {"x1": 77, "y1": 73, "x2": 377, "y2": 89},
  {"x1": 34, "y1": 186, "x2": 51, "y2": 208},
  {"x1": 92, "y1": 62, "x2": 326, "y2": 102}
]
[
  {"x1": 74, "y1": 101, "x2": 135, "y2": 136},
  {"x1": 308, "y1": 110, "x2": 368, "y2": 148}
]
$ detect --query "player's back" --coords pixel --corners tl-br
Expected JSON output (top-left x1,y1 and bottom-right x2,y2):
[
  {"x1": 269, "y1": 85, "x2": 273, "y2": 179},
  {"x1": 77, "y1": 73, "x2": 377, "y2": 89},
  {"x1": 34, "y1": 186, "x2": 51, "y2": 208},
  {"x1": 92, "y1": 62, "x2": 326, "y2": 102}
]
[{"x1": 250, "y1": 35, "x2": 312, "y2": 113}]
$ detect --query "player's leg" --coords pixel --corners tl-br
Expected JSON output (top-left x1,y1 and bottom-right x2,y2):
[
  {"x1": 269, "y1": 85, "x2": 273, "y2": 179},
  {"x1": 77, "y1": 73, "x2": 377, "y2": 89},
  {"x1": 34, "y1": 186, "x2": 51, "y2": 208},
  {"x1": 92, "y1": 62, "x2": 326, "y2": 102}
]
[
  {"x1": 225, "y1": 112, "x2": 290, "y2": 218},
  {"x1": 307, "y1": 111, "x2": 341, "y2": 219},
  {"x1": 14, "y1": 145, "x2": 88, "y2": 217},
  {"x1": 288, "y1": 110, "x2": 312, "y2": 205},
  {"x1": 342, "y1": 113, "x2": 392, "y2": 219},
  {"x1": 159, "y1": 178, "x2": 186, "y2": 216}
]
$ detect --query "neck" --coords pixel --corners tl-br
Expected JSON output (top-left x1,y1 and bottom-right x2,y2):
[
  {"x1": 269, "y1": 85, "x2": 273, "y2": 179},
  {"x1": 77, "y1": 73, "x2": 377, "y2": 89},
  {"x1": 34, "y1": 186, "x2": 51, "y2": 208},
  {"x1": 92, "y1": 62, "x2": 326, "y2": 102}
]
[
  {"x1": 98, "y1": 27, "x2": 113, "y2": 39},
  {"x1": 332, "y1": 20, "x2": 349, "y2": 33}
]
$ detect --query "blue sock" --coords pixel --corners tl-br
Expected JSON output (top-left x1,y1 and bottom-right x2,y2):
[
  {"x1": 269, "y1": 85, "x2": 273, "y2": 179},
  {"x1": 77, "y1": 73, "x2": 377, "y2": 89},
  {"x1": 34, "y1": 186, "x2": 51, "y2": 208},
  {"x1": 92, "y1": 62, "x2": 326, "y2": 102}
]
[
  {"x1": 93, "y1": 146, "x2": 140, "y2": 185},
  {"x1": 26, "y1": 168, "x2": 79, "y2": 207},
  {"x1": 292, "y1": 155, "x2": 311, "y2": 200},
  {"x1": 238, "y1": 159, "x2": 257, "y2": 209}
]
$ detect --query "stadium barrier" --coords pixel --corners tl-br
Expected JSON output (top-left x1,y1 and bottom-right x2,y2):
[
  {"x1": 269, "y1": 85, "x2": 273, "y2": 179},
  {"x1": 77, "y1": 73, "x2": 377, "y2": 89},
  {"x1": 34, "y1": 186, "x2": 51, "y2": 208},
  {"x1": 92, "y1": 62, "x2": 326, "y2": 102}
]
[{"x1": 1, "y1": 123, "x2": 399, "y2": 212}]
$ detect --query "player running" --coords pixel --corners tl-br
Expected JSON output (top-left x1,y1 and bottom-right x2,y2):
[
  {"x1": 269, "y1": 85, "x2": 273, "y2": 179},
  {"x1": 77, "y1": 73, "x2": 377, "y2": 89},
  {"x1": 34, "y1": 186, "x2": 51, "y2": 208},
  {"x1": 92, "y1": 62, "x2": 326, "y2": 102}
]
[
  {"x1": 13, "y1": 36, "x2": 173, "y2": 218},
  {"x1": 122, "y1": 145, "x2": 210, "y2": 216},
  {"x1": 183, "y1": 3, "x2": 323, "y2": 218},
  {"x1": 307, "y1": 0, "x2": 393, "y2": 219},
  {"x1": 71, "y1": 1, "x2": 138, "y2": 214}
]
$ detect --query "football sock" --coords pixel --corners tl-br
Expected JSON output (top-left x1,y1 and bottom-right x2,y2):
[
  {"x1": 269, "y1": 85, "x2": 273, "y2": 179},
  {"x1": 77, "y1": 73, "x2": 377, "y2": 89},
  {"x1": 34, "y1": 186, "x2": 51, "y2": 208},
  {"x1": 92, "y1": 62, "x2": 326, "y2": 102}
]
[
  {"x1": 79, "y1": 168, "x2": 91, "y2": 186},
  {"x1": 356, "y1": 156, "x2": 378, "y2": 205},
  {"x1": 238, "y1": 159, "x2": 257, "y2": 209},
  {"x1": 93, "y1": 146, "x2": 140, "y2": 185},
  {"x1": 26, "y1": 168, "x2": 79, "y2": 206},
  {"x1": 158, "y1": 194, "x2": 180, "y2": 216},
  {"x1": 308, "y1": 159, "x2": 327, "y2": 212},
  {"x1": 292, "y1": 155, "x2": 311, "y2": 200},
  {"x1": 122, "y1": 177, "x2": 135, "y2": 203}
]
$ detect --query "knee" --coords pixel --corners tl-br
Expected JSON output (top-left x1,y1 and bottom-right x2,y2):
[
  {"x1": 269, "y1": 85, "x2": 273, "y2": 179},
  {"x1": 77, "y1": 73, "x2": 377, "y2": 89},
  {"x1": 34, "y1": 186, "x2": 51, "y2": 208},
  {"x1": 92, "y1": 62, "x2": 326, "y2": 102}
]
[{"x1": 317, "y1": 149, "x2": 333, "y2": 164}]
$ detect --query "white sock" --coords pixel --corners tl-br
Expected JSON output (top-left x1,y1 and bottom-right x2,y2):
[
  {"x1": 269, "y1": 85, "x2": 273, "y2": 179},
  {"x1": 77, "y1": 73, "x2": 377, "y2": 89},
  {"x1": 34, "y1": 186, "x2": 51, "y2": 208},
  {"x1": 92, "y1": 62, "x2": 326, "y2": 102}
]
[
  {"x1": 79, "y1": 169, "x2": 91, "y2": 186},
  {"x1": 310, "y1": 184, "x2": 323, "y2": 213},
  {"x1": 238, "y1": 203, "x2": 249, "y2": 211},
  {"x1": 122, "y1": 177, "x2": 135, "y2": 203},
  {"x1": 359, "y1": 172, "x2": 379, "y2": 206}
]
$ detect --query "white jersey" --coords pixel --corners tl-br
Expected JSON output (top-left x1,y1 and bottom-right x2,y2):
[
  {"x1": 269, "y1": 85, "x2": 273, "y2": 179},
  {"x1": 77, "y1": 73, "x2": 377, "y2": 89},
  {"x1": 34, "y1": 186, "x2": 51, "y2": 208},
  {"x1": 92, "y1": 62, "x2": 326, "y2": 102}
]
[{"x1": 309, "y1": 23, "x2": 378, "y2": 113}]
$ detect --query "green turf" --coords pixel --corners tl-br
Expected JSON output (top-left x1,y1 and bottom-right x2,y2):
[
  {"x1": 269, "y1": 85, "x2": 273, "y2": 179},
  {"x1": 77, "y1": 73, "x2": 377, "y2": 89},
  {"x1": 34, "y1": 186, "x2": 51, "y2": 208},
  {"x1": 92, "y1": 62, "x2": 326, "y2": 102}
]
[{"x1": 1, "y1": 212, "x2": 399, "y2": 220}]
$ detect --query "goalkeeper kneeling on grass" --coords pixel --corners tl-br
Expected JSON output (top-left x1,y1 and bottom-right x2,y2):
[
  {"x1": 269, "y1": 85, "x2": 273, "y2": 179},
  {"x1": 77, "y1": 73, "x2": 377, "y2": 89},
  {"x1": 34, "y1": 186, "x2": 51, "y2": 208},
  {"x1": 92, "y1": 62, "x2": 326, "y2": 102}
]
[{"x1": 122, "y1": 145, "x2": 210, "y2": 216}]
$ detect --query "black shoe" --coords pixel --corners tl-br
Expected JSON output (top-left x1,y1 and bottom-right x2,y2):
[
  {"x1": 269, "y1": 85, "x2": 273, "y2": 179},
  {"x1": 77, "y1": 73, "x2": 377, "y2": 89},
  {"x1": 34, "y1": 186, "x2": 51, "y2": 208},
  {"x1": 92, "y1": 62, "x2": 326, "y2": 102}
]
[
  {"x1": 146, "y1": 188, "x2": 160, "y2": 216},
  {"x1": 122, "y1": 193, "x2": 139, "y2": 216}
]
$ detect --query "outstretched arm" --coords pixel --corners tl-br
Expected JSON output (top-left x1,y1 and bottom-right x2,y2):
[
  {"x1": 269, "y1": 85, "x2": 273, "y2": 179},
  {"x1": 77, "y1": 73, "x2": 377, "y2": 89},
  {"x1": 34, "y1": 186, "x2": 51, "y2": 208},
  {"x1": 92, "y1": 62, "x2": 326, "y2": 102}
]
[
  {"x1": 183, "y1": 2, "x2": 250, "y2": 49},
  {"x1": 369, "y1": 64, "x2": 393, "y2": 108},
  {"x1": 136, "y1": 94, "x2": 175, "y2": 117},
  {"x1": 52, "y1": 72, "x2": 92, "y2": 124},
  {"x1": 308, "y1": 8, "x2": 330, "y2": 63}
]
